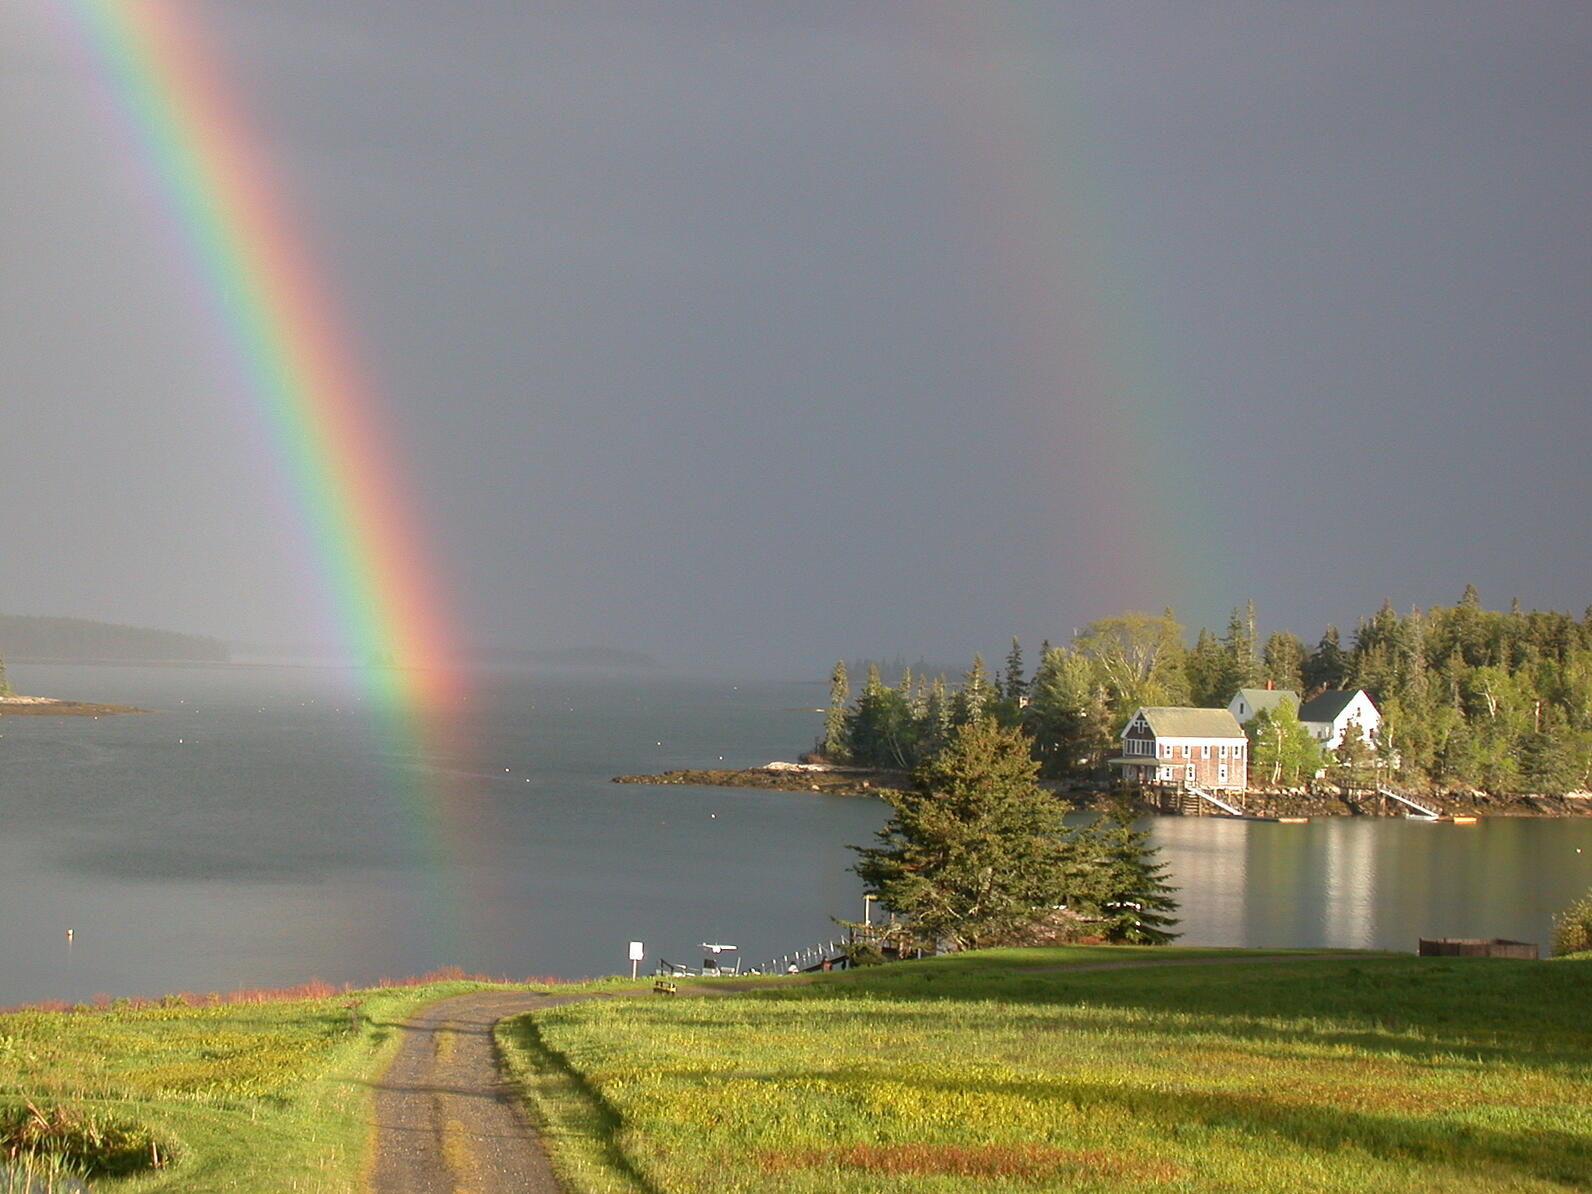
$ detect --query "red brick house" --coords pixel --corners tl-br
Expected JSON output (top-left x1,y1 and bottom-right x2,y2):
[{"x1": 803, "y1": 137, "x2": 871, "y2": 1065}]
[{"x1": 1114, "y1": 707, "x2": 1249, "y2": 790}]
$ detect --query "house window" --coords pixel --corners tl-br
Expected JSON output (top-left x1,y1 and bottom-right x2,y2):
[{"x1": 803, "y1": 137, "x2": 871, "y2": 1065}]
[
  {"x1": 1219, "y1": 744, "x2": 1228, "y2": 759},
  {"x1": 1162, "y1": 743, "x2": 1172, "y2": 758},
  {"x1": 1185, "y1": 764, "x2": 1196, "y2": 782},
  {"x1": 1158, "y1": 766, "x2": 1171, "y2": 781},
  {"x1": 1219, "y1": 763, "x2": 1229, "y2": 783},
  {"x1": 1181, "y1": 744, "x2": 1190, "y2": 759},
  {"x1": 1201, "y1": 744, "x2": 1210, "y2": 759}
]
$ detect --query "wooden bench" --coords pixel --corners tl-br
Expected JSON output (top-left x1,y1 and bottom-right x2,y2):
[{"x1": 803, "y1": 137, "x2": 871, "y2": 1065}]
[{"x1": 653, "y1": 979, "x2": 678, "y2": 996}]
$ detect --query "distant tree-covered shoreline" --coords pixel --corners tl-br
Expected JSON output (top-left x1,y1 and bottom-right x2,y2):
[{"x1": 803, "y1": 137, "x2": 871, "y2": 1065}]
[
  {"x1": 0, "y1": 614, "x2": 228, "y2": 666},
  {"x1": 818, "y1": 589, "x2": 1592, "y2": 796}
]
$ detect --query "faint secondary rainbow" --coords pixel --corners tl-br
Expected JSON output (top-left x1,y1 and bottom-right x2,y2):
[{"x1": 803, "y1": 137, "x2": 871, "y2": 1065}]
[
  {"x1": 915, "y1": 3, "x2": 1225, "y2": 627},
  {"x1": 62, "y1": 1, "x2": 478, "y2": 949}
]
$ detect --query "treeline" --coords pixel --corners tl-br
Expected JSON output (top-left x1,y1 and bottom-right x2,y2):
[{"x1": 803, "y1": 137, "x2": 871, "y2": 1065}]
[
  {"x1": 818, "y1": 587, "x2": 1592, "y2": 796},
  {"x1": 0, "y1": 615, "x2": 229, "y2": 665}
]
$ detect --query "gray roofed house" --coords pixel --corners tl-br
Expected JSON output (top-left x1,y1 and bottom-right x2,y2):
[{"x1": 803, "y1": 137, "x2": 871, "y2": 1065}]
[
  {"x1": 1116, "y1": 706, "x2": 1249, "y2": 790},
  {"x1": 1227, "y1": 687, "x2": 1300, "y2": 724},
  {"x1": 1138, "y1": 707, "x2": 1248, "y2": 738}
]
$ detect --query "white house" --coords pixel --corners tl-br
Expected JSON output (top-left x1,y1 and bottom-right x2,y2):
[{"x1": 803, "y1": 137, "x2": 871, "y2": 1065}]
[
  {"x1": 1297, "y1": 689, "x2": 1380, "y2": 751},
  {"x1": 1227, "y1": 687, "x2": 1299, "y2": 724},
  {"x1": 1114, "y1": 707, "x2": 1249, "y2": 791}
]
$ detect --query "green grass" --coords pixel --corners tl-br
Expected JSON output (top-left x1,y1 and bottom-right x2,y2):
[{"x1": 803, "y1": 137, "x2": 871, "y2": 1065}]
[
  {"x1": 503, "y1": 948, "x2": 1592, "y2": 1194},
  {"x1": 0, "y1": 978, "x2": 551, "y2": 1194}
]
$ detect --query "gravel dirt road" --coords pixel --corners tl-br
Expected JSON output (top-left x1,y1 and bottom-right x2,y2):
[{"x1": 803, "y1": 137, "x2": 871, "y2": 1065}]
[{"x1": 366, "y1": 989, "x2": 574, "y2": 1194}]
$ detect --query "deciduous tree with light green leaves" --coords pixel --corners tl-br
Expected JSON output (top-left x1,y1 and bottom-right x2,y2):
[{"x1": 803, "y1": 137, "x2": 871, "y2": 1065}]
[
  {"x1": 1072, "y1": 609, "x2": 1189, "y2": 716},
  {"x1": 1553, "y1": 889, "x2": 1592, "y2": 956},
  {"x1": 1246, "y1": 699, "x2": 1320, "y2": 786}
]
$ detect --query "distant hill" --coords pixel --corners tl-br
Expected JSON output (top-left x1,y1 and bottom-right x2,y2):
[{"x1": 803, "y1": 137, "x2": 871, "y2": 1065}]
[{"x1": 0, "y1": 615, "x2": 229, "y2": 664}]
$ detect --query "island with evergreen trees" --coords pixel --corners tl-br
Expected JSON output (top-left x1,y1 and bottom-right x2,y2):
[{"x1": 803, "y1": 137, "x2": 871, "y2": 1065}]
[{"x1": 616, "y1": 589, "x2": 1592, "y2": 816}]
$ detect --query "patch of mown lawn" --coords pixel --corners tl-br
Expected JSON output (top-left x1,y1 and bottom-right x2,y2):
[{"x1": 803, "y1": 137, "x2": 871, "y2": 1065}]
[{"x1": 505, "y1": 947, "x2": 1592, "y2": 1193}]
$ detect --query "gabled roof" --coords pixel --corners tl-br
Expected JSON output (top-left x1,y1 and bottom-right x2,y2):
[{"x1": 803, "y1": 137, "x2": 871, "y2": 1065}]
[
  {"x1": 1230, "y1": 688, "x2": 1299, "y2": 716},
  {"x1": 1129, "y1": 707, "x2": 1246, "y2": 739},
  {"x1": 1297, "y1": 689, "x2": 1375, "y2": 724}
]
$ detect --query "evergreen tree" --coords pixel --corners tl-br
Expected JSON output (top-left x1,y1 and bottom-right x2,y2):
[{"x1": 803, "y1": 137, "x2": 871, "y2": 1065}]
[
  {"x1": 845, "y1": 665, "x2": 918, "y2": 768},
  {"x1": 1024, "y1": 646, "x2": 1112, "y2": 779},
  {"x1": 1069, "y1": 803, "x2": 1180, "y2": 945},
  {"x1": 951, "y1": 655, "x2": 994, "y2": 726},
  {"x1": 1303, "y1": 625, "x2": 1349, "y2": 694},
  {"x1": 1002, "y1": 637, "x2": 1027, "y2": 704},
  {"x1": 1261, "y1": 630, "x2": 1306, "y2": 694},
  {"x1": 1218, "y1": 601, "x2": 1262, "y2": 695},
  {"x1": 851, "y1": 719, "x2": 1073, "y2": 951},
  {"x1": 822, "y1": 660, "x2": 849, "y2": 759},
  {"x1": 918, "y1": 675, "x2": 951, "y2": 759},
  {"x1": 1184, "y1": 627, "x2": 1228, "y2": 708}
]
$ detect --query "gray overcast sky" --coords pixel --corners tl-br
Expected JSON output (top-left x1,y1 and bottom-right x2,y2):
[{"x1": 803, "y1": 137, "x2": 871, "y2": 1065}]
[{"x1": 3, "y1": 2, "x2": 1589, "y2": 675}]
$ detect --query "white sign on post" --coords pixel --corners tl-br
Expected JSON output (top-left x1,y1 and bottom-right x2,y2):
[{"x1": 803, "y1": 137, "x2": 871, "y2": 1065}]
[{"x1": 628, "y1": 940, "x2": 644, "y2": 979}]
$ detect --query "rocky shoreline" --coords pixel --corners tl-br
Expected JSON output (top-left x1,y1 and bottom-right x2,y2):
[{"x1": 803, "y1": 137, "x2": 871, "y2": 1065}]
[
  {"x1": 611, "y1": 763, "x2": 1592, "y2": 817},
  {"x1": 612, "y1": 763, "x2": 906, "y2": 798},
  {"x1": 0, "y1": 695, "x2": 149, "y2": 716}
]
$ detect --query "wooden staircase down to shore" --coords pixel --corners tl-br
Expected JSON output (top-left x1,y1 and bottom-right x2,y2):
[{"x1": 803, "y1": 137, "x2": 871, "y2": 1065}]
[
  {"x1": 1378, "y1": 786, "x2": 1441, "y2": 819},
  {"x1": 1185, "y1": 786, "x2": 1246, "y2": 817}
]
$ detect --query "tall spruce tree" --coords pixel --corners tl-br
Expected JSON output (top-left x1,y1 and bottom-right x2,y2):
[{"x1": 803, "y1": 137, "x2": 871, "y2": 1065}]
[
  {"x1": 1002, "y1": 637, "x2": 1027, "y2": 704},
  {"x1": 1303, "y1": 625, "x2": 1349, "y2": 694},
  {"x1": 951, "y1": 655, "x2": 994, "y2": 726},
  {"x1": 852, "y1": 719, "x2": 1072, "y2": 951},
  {"x1": 1261, "y1": 630, "x2": 1306, "y2": 694},
  {"x1": 822, "y1": 660, "x2": 850, "y2": 759},
  {"x1": 1069, "y1": 803, "x2": 1180, "y2": 945},
  {"x1": 1024, "y1": 646, "x2": 1112, "y2": 779}
]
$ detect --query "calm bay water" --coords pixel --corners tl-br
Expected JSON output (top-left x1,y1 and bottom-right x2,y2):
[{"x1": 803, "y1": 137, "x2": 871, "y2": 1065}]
[{"x1": 2, "y1": 662, "x2": 1588, "y2": 1006}]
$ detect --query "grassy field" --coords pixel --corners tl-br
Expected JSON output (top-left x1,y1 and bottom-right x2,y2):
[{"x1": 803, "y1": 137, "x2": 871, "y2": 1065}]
[
  {"x1": 0, "y1": 977, "x2": 547, "y2": 1194},
  {"x1": 501, "y1": 947, "x2": 1592, "y2": 1194}
]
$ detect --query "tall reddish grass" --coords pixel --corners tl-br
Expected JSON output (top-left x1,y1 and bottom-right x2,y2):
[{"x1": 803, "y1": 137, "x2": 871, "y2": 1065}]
[{"x1": 2, "y1": 966, "x2": 566, "y2": 1014}]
